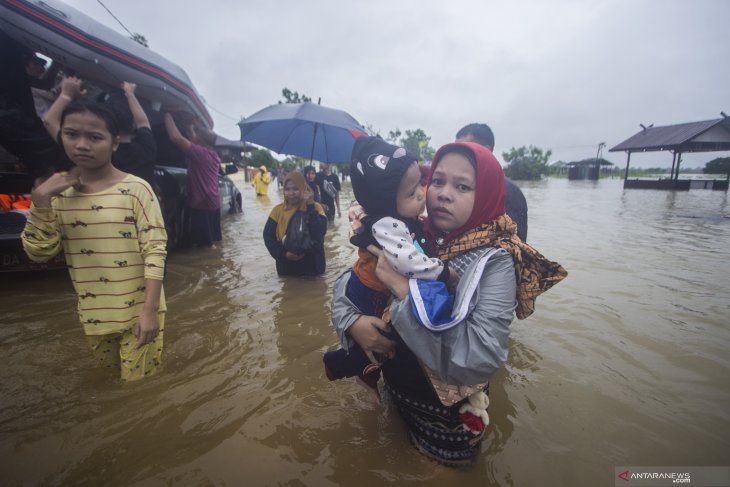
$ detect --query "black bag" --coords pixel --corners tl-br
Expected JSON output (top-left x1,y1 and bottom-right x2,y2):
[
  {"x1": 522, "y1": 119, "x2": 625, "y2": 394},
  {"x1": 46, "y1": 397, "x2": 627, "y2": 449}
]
[{"x1": 283, "y1": 209, "x2": 314, "y2": 255}]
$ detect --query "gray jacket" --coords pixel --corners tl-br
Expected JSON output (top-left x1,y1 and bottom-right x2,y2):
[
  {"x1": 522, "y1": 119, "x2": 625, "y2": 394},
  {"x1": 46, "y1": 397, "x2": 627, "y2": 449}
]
[{"x1": 331, "y1": 247, "x2": 517, "y2": 385}]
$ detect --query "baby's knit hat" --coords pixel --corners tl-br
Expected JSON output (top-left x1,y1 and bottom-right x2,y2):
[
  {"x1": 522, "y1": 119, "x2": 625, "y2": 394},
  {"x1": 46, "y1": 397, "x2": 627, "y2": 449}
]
[{"x1": 350, "y1": 136, "x2": 418, "y2": 219}]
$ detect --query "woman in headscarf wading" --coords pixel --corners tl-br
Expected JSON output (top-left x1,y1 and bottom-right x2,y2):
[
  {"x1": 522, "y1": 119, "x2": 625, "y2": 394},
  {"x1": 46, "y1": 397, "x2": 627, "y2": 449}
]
[{"x1": 263, "y1": 172, "x2": 327, "y2": 277}]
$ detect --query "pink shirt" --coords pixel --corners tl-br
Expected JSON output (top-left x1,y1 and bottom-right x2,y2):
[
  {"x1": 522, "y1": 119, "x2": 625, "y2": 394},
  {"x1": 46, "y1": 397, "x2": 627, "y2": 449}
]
[{"x1": 186, "y1": 144, "x2": 221, "y2": 210}]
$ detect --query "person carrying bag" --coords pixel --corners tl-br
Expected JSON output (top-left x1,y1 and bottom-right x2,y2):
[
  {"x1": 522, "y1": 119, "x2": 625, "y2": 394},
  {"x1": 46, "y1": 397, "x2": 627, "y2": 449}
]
[{"x1": 263, "y1": 172, "x2": 328, "y2": 276}]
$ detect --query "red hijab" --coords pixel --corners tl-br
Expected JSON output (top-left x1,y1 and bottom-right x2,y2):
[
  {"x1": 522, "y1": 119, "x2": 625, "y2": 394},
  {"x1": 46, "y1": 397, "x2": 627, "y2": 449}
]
[{"x1": 425, "y1": 141, "x2": 506, "y2": 245}]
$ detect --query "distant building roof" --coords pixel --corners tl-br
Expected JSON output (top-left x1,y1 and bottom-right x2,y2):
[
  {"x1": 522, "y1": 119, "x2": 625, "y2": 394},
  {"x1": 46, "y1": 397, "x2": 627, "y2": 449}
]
[{"x1": 610, "y1": 118, "x2": 730, "y2": 153}]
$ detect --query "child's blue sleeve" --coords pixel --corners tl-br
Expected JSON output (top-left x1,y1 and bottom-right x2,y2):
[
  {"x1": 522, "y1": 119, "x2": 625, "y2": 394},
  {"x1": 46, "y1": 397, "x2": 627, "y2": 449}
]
[{"x1": 408, "y1": 279, "x2": 458, "y2": 331}]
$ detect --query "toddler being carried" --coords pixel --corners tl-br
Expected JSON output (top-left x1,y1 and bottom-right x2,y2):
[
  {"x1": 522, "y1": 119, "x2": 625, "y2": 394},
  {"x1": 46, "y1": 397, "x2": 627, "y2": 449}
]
[{"x1": 324, "y1": 136, "x2": 456, "y2": 396}]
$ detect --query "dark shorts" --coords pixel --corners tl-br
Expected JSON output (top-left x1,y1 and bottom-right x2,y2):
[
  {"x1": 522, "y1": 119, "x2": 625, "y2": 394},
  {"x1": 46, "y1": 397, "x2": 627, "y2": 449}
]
[
  {"x1": 189, "y1": 207, "x2": 221, "y2": 247},
  {"x1": 321, "y1": 198, "x2": 336, "y2": 220}
]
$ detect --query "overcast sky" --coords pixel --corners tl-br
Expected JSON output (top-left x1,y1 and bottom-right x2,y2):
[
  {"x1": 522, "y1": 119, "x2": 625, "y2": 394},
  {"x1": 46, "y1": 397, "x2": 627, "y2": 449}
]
[{"x1": 64, "y1": 0, "x2": 730, "y2": 168}]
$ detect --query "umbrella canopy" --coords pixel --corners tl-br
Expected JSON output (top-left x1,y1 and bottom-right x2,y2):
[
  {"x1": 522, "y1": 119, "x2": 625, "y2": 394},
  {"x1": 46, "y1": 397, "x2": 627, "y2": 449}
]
[{"x1": 238, "y1": 102, "x2": 367, "y2": 163}]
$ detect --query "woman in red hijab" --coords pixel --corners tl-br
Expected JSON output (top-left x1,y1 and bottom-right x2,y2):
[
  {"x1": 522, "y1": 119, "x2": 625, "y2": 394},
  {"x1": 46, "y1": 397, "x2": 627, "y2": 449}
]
[{"x1": 330, "y1": 142, "x2": 566, "y2": 466}]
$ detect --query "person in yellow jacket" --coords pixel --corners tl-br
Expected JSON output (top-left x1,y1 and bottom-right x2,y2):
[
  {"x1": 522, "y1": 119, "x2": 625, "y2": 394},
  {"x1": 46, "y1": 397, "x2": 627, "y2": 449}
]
[{"x1": 252, "y1": 165, "x2": 271, "y2": 196}]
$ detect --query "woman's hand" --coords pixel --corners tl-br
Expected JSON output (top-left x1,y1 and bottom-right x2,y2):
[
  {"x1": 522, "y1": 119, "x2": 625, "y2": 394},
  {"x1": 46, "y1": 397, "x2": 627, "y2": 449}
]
[
  {"x1": 135, "y1": 310, "x2": 159, "y2": 349},
  {"x1": 31, "y1": 170, "x2": 81, "y2": 208},
  {"x1": 348, "y1": 314, "x2": 395, "y2": 363},
  {"x1": 285, "y1": 251, "x2": 304, "y2": 261},
  {"x1": 368, "y1": 246, "x2": 409, "y2": 300}
]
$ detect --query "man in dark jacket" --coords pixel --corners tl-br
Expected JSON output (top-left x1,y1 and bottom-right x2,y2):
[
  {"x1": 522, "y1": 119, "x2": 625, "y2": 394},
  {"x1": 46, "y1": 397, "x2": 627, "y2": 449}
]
[{"x1": 456, "y1": 123, "x2": 528, "y2": 241}]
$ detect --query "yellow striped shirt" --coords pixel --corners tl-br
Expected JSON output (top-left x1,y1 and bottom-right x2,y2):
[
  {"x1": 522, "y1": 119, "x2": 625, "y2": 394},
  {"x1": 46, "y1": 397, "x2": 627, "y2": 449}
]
[{"x1": 22, "y1": 174, "x2": 167, "y2": 335}]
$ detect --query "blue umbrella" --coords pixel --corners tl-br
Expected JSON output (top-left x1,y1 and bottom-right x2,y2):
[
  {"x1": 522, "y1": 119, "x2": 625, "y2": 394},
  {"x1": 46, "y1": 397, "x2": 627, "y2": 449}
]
[{"x1": 238, "y1": 102, "x2": 367, "y2": 163}]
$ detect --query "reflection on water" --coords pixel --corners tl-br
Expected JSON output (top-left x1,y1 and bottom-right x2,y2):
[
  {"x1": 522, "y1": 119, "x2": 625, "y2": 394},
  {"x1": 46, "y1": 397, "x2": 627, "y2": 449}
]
[{"x1": 1, "y1": 176, "x2": 728, "y2": 486}]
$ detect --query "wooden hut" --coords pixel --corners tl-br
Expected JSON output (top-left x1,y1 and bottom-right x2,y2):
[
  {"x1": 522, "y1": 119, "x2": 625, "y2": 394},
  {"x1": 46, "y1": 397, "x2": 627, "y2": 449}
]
[
  {"x1": 567, "y1": 158, "x2": 614, "y2": 180},
  {"x1": 609, "y1": 117, "x2": 730, "y2": 190}
]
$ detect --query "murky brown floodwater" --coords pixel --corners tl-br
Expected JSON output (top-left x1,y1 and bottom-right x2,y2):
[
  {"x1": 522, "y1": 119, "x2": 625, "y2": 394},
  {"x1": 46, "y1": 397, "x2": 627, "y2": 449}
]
[{"x1": 1, "y1": 175, "x2": 729, "y2": 486}]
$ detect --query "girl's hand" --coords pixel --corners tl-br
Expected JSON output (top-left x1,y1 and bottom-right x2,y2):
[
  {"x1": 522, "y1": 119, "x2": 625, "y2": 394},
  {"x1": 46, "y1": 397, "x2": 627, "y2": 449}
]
[
  {"x1": 60, "y1": 76, "x2": 86, "y2": 99},
  {"x1": 348, "y1": 315, "x2": 395, "y2": 363},
  {"x1": 447, "y1": 267, "x2": 461, "y2": 292},
  {"x1": 31, "y1": 170, "x2": 81, "y2": 208},
  {"x1": 135, "y1": 310, "x2": 159, "y2": 349},
  {"x1": 370, "y1": 247, "x2": 409, "y2": 299},
  {"x1": 285, "y1": 251, "x2": 304, "y2": 261},
  {"x1": 121, "y1": 81, "x2": 136, "y2": 95}
]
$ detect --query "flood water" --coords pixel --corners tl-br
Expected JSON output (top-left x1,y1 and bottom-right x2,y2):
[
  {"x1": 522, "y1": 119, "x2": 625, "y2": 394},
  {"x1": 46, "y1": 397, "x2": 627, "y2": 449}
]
[{"x1": 1, "y1": 175, "x2": 729, "y2": 486}]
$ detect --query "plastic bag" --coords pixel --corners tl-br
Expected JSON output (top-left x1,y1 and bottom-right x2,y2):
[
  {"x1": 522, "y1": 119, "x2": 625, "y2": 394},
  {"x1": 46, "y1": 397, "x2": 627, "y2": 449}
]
[{"x1": 283, "y1": 210, "x2": 313, "y2": 255}]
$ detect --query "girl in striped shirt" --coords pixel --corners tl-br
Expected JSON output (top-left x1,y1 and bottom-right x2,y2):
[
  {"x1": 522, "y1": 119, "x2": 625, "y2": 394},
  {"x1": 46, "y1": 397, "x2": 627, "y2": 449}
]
[{"x1": 22, "y1": 101, "x2": 167, "y2": 381}]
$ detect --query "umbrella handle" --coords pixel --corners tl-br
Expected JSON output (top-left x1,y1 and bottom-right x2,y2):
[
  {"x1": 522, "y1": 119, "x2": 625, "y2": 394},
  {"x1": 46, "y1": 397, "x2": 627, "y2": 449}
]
[{"x1": 309, "y1": 123, "x2": 318, "y2": 163}]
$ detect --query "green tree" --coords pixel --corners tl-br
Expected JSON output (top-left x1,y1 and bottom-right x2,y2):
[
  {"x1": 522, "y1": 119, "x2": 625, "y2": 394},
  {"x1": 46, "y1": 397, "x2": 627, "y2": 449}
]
[
  {"x1": 386, "y1": 129, "x2": 402, "y2": 143},
  {"x1": 283, "y1": 156, "x2": 312, "y2": 169},
  {"x1": 363, "y1": 123, "x2": 380, "y2": 137},
  {"x1": 414, "y1": 136, "x2": 436, "y2": 162},
  {"x1": 248, "y1": 148, "x2": 277, "y2": 168},
  {"x1": 502, "y1": 145, "x2": 552, "y2": 180},
  {"x1": 279, "y1": 88, "x2": 312, "y2": 104},
  {"x1": 385, "y1": 128, "x2": 435, "y2": 161},
  {"x1": 703, "y1": 157, "x2": 730, "y2": 176}
]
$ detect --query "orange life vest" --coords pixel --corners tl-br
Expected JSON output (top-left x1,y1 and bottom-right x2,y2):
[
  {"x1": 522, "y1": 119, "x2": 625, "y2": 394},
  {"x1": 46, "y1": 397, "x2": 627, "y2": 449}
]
[{"x1": 0, "y1": 194, "x2": 31, "y2": 212}]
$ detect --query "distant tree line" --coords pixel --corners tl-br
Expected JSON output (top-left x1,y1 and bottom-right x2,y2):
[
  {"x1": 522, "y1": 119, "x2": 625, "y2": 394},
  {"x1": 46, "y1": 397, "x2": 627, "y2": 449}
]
[{"x1": 504, "y1": 152, "x2": 730, "y2": 180}]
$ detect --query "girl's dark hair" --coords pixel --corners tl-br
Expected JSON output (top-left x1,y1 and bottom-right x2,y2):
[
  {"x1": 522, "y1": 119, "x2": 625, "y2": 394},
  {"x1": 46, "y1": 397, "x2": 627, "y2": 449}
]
[
  {"x1": 60, "y1": 101, "x2": 120, "y2": 137},
  {"x1": 303, "y1": 165, "x2": 316, "y2": 176}
]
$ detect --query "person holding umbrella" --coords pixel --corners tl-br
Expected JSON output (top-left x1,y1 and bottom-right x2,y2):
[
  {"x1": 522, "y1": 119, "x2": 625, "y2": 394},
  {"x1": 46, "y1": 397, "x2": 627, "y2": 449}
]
[
  {"x1": 316, "y1": 161, "x2": 341, "y2": 220},
  {"x1": 303, "y1": 165, "x2": 322, "y2": 203}
]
